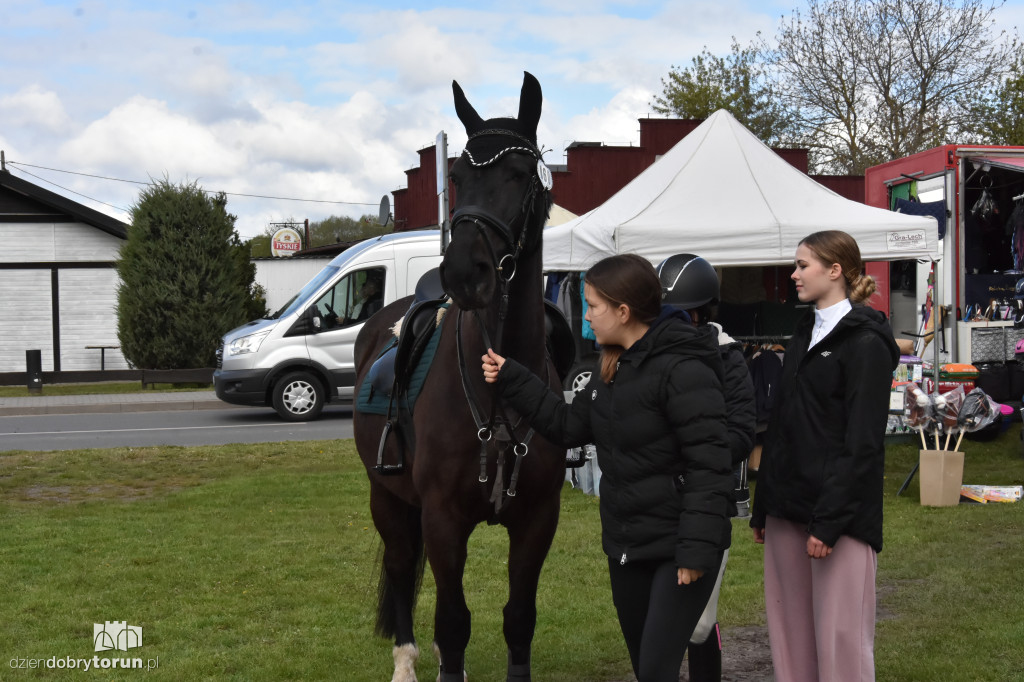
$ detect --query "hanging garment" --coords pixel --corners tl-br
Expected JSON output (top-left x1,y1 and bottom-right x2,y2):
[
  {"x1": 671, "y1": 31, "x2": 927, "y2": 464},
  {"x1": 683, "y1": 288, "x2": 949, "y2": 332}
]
[
  {"x1": 894, "y1": 197, "x2": 947, "y2": 240},
  {"x1": 748, "y1": 348, "x2": 784, "y2": 424},
  {"x1": 1008, "y1": 203, "x2": 1024, "y2": 271},
  {"x1": 580, "y1": 275, "x2": 596, "y2": 341},
  {"x1": 545, "y1": 272, "x2": 565, "y2": 303},
  {"x1": 971, "y1": 187, "x2": 998, "y2": 224}
]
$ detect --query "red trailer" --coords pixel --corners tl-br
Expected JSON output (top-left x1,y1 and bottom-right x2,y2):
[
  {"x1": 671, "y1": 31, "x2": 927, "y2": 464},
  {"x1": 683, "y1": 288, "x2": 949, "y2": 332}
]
[{"x1": 865, "y1": 145, "x2": 1024, "y2": 373}]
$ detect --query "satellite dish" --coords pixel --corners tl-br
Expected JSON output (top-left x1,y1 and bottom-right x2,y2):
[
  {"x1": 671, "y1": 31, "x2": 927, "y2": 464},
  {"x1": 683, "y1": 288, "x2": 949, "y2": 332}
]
[{"x1": 378, "y1": 195, "x2": 391, "y2": 227}]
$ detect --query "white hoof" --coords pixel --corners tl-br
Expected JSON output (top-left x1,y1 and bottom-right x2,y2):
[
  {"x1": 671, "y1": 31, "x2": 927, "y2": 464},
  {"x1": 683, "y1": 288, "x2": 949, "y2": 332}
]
[{"x1": 392, "y1": 643, "x2": 419, "y2": 682}]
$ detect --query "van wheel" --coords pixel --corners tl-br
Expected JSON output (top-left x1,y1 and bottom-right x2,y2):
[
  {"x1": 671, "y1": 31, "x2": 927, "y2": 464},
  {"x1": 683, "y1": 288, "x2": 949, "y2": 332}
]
[
  {"x1": 564, "y1": 363, "x2": 593, "y2": 394},
  {"x1": 272, "y1": 371, "x2": 325, "y2": 421}
]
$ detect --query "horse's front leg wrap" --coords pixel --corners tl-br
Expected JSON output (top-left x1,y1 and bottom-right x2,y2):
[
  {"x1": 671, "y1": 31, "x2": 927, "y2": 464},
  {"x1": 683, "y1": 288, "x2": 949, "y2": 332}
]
[{"x1": 392, "y1": 643, "x2": 419, "y2": 682}]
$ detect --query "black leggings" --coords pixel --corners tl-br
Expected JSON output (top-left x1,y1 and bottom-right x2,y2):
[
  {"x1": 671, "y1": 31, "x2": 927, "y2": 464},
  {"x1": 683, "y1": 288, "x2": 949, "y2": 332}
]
[{"x1": 607, "y1": 554, "x2": 722, "y2": 682}]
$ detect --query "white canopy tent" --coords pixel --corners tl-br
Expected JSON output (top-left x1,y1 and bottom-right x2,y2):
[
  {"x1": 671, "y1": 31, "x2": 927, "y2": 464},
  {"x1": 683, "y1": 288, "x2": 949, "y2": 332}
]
[
  {"x1": 544, "y1": 203, "x2": 577, "y2": 227},
  {"x1": 543, "y1": 110, "x2": 941, "y2": 271}
]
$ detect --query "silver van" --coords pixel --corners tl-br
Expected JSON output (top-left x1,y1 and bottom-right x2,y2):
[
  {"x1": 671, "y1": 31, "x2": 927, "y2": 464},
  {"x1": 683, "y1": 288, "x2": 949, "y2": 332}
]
[{"x1": 214, "y1": 230, "x2": 443, "y2": 420}]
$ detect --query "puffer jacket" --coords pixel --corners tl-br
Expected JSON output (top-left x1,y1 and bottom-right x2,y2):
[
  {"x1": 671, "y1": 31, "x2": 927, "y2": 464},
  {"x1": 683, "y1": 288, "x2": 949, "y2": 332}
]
[
  {"x1": 750, "y1": 303, "x2": 899, "y2": 552},
  {"x1": 709, "y1": 322, "x2": 757, "y2": 468},
  {"x1": 498, "y1": 307, "x2": 733, "y2": 573}
]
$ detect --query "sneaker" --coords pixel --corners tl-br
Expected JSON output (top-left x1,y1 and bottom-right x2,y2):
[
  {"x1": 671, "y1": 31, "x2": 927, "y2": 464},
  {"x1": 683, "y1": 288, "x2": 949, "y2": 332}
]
[{"x1": 734, "y1": 497, "x2": 751, "y2": 519}]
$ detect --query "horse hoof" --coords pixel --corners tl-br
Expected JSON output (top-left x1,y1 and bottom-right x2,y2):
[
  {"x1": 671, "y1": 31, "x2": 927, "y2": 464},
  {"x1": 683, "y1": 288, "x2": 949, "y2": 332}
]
[
  {"x1": 432, "y1": 643, "x2": 468, "y2": 682},
  {"x1": 506, "y1": 662, "x2": 531, "y2": 681},
  {"x1": 434, "y1": 667, "x2": 467, "y2": 682},
  {"x1": 392, "y1": 643, "x2": 419, "y2": 682}
]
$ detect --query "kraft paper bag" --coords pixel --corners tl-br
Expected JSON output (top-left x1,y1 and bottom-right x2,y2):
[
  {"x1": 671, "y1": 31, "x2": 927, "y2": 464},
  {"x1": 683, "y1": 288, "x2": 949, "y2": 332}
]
[{"x1": 919, "y1": 449, "x2": 964, "y2": 507}]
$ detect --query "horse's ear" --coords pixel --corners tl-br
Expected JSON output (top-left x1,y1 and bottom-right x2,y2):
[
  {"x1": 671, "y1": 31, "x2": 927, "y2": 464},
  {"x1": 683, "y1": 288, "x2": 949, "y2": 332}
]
[
  {"x1": 517, "y1": 72, "x2": 542, "y2": 137},
  {"x1": 453, "y1": 80, "x2": 485, "y2": 133}
]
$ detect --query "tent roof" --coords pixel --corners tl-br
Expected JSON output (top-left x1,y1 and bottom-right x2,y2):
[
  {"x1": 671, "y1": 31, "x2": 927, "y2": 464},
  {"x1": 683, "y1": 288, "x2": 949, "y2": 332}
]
[
  {"x1": 543, "y1": 110, "x2": 939, "y2": 271},
  {"x1": 544, "y1": 203, "x2": 577, "y2": 227}
]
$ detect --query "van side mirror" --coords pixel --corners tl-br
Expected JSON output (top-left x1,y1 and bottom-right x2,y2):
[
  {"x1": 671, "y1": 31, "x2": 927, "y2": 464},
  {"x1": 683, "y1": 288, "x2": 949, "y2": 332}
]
[{"x1": 284, "y1": 307, "x2": 321, "y2": 338}]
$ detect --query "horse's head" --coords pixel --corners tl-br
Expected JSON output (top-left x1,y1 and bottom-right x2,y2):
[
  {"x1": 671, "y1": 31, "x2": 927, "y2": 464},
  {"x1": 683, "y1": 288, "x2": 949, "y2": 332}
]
[{"x1": 439, "y1": 72, "x2": 553, "y2": 310}]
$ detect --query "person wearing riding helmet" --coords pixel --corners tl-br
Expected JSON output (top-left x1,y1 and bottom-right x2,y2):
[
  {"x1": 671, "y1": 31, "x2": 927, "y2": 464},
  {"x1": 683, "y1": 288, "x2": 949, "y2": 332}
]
[
  {"x1": 657, "y1": 253, "x2": 757, "y2": 682},
  {"x1": 482, "y1": 254, "x2": 734, "y2": 682}
]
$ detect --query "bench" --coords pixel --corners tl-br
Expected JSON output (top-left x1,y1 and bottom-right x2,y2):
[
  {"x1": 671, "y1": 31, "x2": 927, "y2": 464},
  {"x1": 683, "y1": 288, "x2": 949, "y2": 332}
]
[{"x1": 85, "y1": 345, "x2": 119, "y2": 371}]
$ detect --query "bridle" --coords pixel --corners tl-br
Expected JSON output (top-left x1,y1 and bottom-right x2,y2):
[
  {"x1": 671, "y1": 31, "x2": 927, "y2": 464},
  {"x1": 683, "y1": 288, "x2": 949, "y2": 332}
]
[{"x1": 449, "y1": 131, "x2": 550, "y2": 513}]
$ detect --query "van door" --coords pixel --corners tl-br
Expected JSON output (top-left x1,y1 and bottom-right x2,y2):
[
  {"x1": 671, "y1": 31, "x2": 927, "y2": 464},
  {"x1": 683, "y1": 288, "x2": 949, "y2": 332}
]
[
  {"x1": 305, "y1": 265, "x2": 388, "y2": 399},
  {"x1": 407, "y1": 255, "x2": 442, "y2": 294}
]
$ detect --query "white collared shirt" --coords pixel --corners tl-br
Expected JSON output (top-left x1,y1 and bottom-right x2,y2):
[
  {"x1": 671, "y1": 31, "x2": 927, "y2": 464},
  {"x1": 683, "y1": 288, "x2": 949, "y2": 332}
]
[{"x1": 808, "y1": 298, "x2": 852, "y2": 350}]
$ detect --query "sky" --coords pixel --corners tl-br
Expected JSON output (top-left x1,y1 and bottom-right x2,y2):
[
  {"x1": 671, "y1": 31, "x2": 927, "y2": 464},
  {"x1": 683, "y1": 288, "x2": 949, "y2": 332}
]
[{"x1": 2, "y1": 0, "x2": 1023, "y2": 240}]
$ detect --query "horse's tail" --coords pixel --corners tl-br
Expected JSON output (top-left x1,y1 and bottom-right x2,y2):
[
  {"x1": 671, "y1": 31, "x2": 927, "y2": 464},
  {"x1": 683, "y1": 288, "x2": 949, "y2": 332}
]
[{"x1": 374, "y1": 509, "x2": 426, "y2": 639}]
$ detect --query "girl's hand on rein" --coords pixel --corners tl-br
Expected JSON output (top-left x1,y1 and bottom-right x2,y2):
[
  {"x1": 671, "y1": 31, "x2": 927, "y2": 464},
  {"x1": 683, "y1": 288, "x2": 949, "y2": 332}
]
[{"x1": 482, "y1": 348, "x2": 506, "y2": 383}]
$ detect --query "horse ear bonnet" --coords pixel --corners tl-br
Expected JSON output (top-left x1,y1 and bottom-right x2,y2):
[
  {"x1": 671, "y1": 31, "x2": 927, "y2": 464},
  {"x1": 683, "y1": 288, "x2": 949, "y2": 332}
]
[{"x1": 452, "y1": 71, "x2": 543, "y2": 166}]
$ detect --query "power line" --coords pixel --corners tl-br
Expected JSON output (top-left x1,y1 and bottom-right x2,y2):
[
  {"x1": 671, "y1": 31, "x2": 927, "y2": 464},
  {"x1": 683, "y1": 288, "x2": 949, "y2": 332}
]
[
  {"x1": 6, "y1": 159, "x2": 381, "y2": 207},
  {"x1": 8, "y1": 165, "x2": 132, "y2": 215}
]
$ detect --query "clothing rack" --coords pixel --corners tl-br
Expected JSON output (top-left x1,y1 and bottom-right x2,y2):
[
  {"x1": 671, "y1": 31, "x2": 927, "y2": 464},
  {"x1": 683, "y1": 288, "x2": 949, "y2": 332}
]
[{"x1": 734, "y1": 335, "x2": 792, "y2": 342}]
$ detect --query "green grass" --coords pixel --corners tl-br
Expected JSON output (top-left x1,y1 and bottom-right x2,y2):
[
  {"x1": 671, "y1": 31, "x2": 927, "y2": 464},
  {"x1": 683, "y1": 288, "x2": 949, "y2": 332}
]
[
  {"x1": 0, "y1": 431, "x2": 1021, "y2": 681},
  {"x1": 0, "y1": 382, "x2": 212, "y2": 397}
]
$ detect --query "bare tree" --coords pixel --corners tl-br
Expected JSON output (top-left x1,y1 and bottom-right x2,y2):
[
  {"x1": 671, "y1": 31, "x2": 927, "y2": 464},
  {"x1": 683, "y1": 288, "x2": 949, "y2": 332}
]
[
  {"x1": 768, "y1": 0, "x2": 1017, "y2": 173},
  {"x1": 965, "y1": 48, "x2": 1024, "y2": 144}
]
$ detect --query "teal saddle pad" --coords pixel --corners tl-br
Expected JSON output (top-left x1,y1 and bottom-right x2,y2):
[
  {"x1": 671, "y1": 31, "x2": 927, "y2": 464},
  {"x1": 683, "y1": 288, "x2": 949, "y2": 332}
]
[{"x1": 355, "y1": 315, "x2": 446, "y2": 415}]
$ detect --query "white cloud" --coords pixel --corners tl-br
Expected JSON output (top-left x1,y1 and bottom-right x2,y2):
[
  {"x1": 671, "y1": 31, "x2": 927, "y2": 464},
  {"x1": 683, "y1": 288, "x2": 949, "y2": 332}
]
[
  {"x1": 61, "y1": 96, "x2": 240, "y2": 178},
  {"x1": 0, "y1": 85, "x2": 73, "y2": 133},
  {"x1": 553, "y1": 86, "x2": 656, "y2": 152}
]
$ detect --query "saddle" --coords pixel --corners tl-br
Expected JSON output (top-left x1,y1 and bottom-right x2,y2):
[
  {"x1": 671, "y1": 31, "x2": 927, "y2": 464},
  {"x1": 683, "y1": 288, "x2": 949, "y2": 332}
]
[{"x1": 361, "y1": 268, "x2": 448, "y2": 413}]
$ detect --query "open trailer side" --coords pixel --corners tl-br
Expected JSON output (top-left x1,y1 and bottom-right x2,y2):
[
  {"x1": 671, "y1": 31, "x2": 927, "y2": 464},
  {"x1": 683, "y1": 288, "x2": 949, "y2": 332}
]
[{"x1": 865, "y1": 144, "x2": 1024, "y2": 374}]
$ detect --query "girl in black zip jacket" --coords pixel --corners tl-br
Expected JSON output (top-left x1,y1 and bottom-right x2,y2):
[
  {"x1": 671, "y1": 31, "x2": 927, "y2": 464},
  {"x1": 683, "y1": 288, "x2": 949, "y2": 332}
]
[
  {"x1": 482, "y1": 254, "x2": 734, "y2": 682},
  {"x1": 751, "y1": 230, "x2": 899, "y2": 682}
]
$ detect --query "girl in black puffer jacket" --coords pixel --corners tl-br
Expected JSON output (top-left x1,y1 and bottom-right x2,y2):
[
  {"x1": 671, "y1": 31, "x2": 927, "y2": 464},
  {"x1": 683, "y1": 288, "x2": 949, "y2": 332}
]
[{"x1": 482, "y1": 254, "x2": 734, "y2": 682}]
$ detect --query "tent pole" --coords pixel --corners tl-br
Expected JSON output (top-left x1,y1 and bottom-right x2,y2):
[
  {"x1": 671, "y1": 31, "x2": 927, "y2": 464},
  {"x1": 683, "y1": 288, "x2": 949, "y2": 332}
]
[{"x1": 933, "y1": 259, "x2": 942, "y2": 395}]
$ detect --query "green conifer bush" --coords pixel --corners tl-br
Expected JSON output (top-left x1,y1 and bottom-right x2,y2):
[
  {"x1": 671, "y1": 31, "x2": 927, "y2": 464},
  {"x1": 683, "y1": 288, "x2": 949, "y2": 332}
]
[{"x1": 117, "y1": 179, "x2": 264, "y2": 369}]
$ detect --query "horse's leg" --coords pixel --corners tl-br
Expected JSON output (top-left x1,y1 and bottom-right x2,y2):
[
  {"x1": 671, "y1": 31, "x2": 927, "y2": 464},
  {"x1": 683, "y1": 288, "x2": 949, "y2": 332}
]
[
  {"x1": 369, "y1": 478, "x2": 425, "y2": 682},
  {"x1": 503, "y1": 496, "x2": 560, "y2": 682},
  {"x1": 421, "y1": 502, "x2": 473, "y2": 682}
]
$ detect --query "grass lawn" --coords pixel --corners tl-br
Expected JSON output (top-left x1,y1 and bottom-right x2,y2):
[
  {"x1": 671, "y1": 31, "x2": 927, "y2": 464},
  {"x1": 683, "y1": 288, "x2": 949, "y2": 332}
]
[
  {"x1": 0, "y1": 431, "x2": 1021, "y2": 681},
  {"x1": 0, "y1": 383, "x2": 212, "y2": 398}
]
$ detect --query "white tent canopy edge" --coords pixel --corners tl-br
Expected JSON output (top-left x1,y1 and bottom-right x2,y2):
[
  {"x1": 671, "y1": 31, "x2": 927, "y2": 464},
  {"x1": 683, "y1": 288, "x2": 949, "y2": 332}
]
[{"x1": 542, "y1": 109, "x2": 940, "y2": 271}]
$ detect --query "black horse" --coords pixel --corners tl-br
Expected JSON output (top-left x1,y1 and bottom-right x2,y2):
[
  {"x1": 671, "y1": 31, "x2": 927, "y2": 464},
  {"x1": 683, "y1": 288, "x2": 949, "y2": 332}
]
[{"x1": 353, "y1": 72, "x2": 565, "y2": 682}]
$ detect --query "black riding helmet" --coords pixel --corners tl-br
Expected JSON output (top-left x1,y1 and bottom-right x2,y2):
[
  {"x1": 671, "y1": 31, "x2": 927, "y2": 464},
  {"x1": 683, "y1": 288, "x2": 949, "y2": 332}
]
[{"x1": 656, "y1": 253, "x2": 720, "y2": 309}]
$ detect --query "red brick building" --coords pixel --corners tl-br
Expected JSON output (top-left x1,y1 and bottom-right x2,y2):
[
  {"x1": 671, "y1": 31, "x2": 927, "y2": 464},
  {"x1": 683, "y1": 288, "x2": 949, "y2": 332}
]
[{"x1": 392, "y1": 117, "x2": 864, "y2": 231}]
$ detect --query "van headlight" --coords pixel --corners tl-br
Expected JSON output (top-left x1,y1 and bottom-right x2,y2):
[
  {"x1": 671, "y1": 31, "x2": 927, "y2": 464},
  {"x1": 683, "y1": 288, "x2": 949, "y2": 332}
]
[{"x1": 227, "y1": 330, "x2": 271, "y2": 356}]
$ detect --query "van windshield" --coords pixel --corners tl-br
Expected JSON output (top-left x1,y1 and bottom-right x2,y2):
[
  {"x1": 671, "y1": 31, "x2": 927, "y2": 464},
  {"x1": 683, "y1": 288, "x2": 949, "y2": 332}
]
[{"x1": 269, "y1": 265, "x2": 341, "y2": 319}]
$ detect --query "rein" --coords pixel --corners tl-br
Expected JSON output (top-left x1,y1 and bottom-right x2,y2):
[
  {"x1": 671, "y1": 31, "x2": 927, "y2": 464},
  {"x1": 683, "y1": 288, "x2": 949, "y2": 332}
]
[{"x1": 450, "y1": 161, "x2": 547, "y2": 513}]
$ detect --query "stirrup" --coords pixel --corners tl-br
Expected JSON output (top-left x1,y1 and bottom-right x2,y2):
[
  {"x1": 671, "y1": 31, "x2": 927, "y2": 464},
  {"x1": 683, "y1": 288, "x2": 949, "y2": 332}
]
[{"x1": 374, "y1": 420, "x2": 405, "y2": 475}]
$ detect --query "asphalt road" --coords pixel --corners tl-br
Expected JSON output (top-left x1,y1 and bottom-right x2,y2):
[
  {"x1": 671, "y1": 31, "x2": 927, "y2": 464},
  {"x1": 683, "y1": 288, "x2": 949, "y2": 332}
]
[{"x1": 0, "y1": 405, "x2": 355, "y2": 452}]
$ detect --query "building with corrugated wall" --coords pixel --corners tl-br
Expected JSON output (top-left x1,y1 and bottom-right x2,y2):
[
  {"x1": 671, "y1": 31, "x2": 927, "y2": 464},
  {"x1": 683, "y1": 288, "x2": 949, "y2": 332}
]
[{"x1": 0, "y1": 169, "x2": 129, "y2": 374}]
